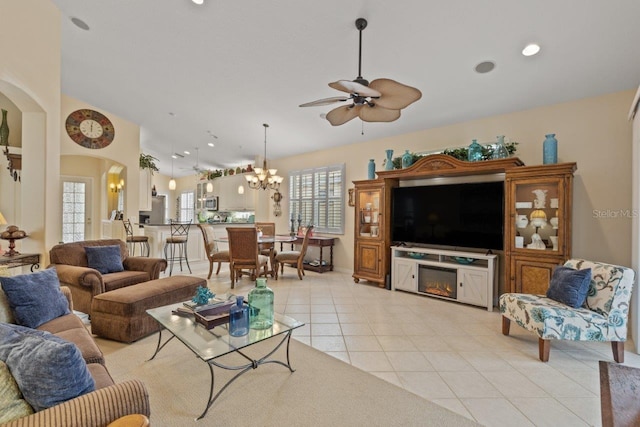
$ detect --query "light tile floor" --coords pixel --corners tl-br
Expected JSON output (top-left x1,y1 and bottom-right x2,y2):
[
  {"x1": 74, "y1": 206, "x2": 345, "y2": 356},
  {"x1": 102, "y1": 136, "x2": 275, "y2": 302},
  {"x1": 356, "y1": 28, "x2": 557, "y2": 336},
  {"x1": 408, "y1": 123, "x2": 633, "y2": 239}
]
[{"x1": 180, "y1": 262, "x2": 640, "y2": 427}]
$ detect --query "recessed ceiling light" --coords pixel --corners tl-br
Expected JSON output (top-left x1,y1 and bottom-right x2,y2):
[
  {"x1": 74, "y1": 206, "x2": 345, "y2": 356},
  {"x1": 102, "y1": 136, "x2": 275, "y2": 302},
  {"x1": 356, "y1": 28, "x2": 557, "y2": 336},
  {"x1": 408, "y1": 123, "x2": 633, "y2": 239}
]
[
  {"x1": 522, "y1": 43, "x2": 541, "y2": 57},
  {"x1": 70, "y1": 17, "x2": 90, "y2": 31},
  {"x1": 207, "y1": 142, "x2": 215, "y2": 147},
  {"x1": 474, "y1": 61, "x2": 495, "y2": 74},
  {"x1": 184, "y1": 150, "x2": 190, "y2": 155},
  {"x1": 192, "y1": 0, "x2": 204, "y2": 4},
  {"x1": 171, "y1": 155, "x2": 178, "y2": 159}
]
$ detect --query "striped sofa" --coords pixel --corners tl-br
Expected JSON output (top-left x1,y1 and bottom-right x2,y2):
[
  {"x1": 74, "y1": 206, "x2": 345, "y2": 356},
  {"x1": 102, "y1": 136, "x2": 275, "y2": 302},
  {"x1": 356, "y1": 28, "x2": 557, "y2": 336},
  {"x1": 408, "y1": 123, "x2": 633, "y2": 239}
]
[{"x1": 1, "y1": 286, "x2": 150, "y2": 426}]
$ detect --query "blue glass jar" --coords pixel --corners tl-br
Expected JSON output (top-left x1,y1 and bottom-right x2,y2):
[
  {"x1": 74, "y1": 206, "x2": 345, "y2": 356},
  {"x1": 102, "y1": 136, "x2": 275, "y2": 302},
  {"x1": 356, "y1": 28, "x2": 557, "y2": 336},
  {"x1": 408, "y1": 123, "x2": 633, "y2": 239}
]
[
  {"x1": 467, "y1": 139, "x2": 483, "y2": 161},
  {"x1": 248, "y1": 278, "x2": 274, "y2": 329},
  {"x1": 543, "y1": 134, "x2": 558, "y2": 164},
  {"x1": 229, "y1": 295, "x2": 249, "y2": 337}
]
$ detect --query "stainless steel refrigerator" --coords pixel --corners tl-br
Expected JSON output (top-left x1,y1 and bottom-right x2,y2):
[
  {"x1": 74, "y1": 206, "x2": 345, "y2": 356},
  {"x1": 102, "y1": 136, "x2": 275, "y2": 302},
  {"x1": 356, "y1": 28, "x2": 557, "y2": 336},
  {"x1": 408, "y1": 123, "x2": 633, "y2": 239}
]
[{"x1": 141, "y1": 195, "x2": 166, "y2": 224}]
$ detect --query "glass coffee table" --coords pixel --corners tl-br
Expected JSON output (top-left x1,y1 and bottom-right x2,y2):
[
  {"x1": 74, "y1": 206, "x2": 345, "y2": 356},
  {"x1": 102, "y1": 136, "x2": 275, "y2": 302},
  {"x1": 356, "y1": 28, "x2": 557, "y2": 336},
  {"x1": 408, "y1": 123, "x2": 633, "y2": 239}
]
[{"x1": 146, "y1": 303, "x2": 304, "y2": 420}]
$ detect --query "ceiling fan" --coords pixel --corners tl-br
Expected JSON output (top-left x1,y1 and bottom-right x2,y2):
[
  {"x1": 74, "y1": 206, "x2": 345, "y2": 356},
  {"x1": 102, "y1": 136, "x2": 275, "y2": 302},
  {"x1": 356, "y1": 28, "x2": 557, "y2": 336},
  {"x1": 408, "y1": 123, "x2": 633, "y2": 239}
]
[
  {"x1": 300, "y1": 18, "x2": 422, "y2": 126},
  {"x1": 180, "y1": 147, "x2": 207, "y2": 173}
]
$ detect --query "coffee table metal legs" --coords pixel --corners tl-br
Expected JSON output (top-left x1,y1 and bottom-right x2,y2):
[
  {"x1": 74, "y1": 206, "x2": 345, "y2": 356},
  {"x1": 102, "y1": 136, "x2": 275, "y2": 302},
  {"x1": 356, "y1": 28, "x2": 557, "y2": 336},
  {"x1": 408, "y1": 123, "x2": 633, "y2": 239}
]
[
  {"x1": 147, "y1": 327, "x2": 175, "y2": 361},
  {"x1": 197, "y1": 330, "x2": 295, "y2": 420}
]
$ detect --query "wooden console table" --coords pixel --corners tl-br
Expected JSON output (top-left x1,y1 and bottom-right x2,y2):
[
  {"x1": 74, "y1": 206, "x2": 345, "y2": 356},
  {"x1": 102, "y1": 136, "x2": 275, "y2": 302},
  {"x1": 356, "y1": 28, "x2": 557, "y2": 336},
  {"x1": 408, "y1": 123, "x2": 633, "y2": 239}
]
[
  {"x1": 279, "y1": 236, "x2": 337, "y2": 273},
  {"x1": 0, "y1": 253, "x2": 40, "y2": 272}
]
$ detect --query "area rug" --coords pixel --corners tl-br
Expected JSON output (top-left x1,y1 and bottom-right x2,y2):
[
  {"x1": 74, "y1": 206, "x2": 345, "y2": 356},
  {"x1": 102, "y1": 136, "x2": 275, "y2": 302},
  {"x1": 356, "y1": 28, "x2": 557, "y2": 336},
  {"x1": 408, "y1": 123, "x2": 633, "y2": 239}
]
[{"x1": 95, "y1": 333, "x2": 480, "y2": 426}]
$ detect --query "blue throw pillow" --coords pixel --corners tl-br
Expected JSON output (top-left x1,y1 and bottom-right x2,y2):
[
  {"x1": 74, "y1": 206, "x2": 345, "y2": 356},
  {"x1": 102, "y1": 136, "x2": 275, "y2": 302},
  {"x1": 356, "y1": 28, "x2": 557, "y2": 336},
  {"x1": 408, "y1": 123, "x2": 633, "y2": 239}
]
[
  {"x1": 0, "y1": 323, "x2": 95, "y2": 411},
  {"x1": 546, "y1": 266, "x2": 592, "y2": 308},
  {"x1": 0, "y1": 268, "x2": 70, "y2": 328},
  {"x1": 85, "y1": 245, "x2": 124, "y2": 274}
]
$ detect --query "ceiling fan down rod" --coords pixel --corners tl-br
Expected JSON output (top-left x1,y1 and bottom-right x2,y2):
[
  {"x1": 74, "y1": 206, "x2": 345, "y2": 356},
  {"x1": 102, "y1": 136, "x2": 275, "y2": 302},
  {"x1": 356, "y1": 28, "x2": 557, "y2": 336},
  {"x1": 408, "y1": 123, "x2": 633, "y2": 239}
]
[{"x1": 355, "y1": 18, "x2": 368, "y2": 85}]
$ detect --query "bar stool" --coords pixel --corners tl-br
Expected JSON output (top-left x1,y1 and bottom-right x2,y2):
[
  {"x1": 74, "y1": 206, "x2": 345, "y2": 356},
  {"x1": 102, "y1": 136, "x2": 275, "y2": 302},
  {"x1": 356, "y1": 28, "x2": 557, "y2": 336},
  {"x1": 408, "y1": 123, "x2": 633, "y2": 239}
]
[
  {"x1": 123, "y1": 219, "x2": 149, "y2": 257},
  {"x1": 164, "y1": 219, "x2": 192, "y2": 276}
]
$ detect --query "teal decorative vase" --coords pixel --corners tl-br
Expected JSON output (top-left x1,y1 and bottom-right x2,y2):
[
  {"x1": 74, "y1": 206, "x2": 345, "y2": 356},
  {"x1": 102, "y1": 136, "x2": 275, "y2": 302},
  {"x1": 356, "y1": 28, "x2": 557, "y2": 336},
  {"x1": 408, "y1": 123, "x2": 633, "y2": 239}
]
[
  {"x1": 384, "y1": 149, "x2": 394, "y2": 170},
  {"x1": 467, "y1": 139, "x2": 483, "y2": 161},
  {"x1": 367, "y1": 159, "x2": 376, "y2": 180},
  {"x1": 543, "y1": 134, "x2": 557, "y2": 164},
  {"x1": 401, "y1": 150, "x2": 413, "y2": 168},
  {"x1": 248, "y1": 278, "x2": 274, "y2": 329},
  {"x1": 491, "y1": 135, "x2": 509, "y2": 159},
  {"x1": 0, "y1": 109, "x2": 9, "y2": 147}
]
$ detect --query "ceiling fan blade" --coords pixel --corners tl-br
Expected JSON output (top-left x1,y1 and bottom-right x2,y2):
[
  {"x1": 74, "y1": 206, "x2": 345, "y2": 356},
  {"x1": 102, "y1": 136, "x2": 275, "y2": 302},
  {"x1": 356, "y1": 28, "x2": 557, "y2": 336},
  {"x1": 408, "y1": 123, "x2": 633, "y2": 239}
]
[
  {"x1": 329, "y1": 80, "x2": 381, "y2": 98},
  {"x1": 299, "y1": 96, "x2": 350, "y2": 107},
  {"x1": 368, "y1": 78, "x2": 422, "y2": 110},
  {"x1": 358, "y1": 105, "x2": 401, "y2": 123},
  {"x1": 326, "y1": 105, "x2": 362, "y2": 126}
]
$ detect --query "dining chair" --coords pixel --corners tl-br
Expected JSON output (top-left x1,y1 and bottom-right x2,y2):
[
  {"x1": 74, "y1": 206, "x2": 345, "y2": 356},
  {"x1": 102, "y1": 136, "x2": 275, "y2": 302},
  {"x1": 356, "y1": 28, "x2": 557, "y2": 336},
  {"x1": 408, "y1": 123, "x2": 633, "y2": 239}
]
[
  {"x1": 275, "y1": 226, "x2": 314, "y2": 280},
  {"x1": 256, "y1": 222, "x2": 278, "y2": 275},
  {"x1": 123, "y1": 219, "x2": 150, "y2": 257},
  {"x1": 197, "y1": 224, "x2": 230, "y2": 279},
  {"x1": 164, "y1": 219, "x2": 192, "y2": 276},
  {"x1": 226, "y1": 227, "x2": 269, "y2": 288}
]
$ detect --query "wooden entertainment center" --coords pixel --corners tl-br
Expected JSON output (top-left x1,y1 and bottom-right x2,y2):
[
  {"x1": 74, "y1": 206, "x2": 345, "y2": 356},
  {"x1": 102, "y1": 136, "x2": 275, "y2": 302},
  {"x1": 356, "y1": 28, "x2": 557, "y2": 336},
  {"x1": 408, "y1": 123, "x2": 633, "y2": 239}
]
[{"x1": 352, "y1": 154, "x2": 576, "y2": 304}]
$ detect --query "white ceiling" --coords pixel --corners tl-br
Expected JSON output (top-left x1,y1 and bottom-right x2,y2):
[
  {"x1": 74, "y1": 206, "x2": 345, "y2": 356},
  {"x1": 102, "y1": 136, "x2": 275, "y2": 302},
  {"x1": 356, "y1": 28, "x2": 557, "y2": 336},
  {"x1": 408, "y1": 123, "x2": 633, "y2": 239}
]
[{"x1": 51, "y1": 0, "x2": 640, "y2": 177}]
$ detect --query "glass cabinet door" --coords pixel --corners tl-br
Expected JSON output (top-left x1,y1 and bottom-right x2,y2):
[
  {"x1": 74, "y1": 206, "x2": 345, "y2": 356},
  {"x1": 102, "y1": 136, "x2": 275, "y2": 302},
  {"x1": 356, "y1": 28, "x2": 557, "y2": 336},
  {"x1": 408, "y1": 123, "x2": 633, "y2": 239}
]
[
  {"x1": 511, "y1": 179, "x2": 564, "y2": 253},
  {"x1": 357, "y1": 188, "x2": 382, "y2": 239}
]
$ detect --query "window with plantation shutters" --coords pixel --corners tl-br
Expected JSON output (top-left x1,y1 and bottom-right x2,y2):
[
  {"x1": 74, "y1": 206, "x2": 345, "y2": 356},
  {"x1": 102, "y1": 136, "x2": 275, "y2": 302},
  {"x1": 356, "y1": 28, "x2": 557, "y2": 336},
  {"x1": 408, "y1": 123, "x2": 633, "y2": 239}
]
[
  {"x1": 179, "y1": 191, "x2": 195, "y2": 223},
  {"x1": 289, "y1": 164, "x2": 345, "y2": 234}
]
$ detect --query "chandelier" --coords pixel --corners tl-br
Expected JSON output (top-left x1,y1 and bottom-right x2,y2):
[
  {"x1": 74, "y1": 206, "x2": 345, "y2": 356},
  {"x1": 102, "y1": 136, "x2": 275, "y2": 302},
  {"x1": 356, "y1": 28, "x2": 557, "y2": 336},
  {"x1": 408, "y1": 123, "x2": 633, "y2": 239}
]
[{"x1": 245, "y1": 123, "x2": 283, "y2": 190}]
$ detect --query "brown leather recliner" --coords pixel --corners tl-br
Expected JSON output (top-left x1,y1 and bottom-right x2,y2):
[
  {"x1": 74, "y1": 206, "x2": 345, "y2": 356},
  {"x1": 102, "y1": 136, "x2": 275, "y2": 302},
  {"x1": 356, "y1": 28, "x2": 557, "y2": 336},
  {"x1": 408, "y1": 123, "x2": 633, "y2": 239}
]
[{"x1": 49, "y1": 239, "x2": 167, "y2": 316}]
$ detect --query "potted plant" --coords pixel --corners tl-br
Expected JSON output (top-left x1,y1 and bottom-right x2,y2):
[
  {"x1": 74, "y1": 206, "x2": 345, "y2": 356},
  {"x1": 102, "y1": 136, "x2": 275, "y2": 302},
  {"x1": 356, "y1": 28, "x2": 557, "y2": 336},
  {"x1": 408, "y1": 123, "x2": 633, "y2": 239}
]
[{"x1": 139, "y1": 153, "x2": 159, "y2": 175}]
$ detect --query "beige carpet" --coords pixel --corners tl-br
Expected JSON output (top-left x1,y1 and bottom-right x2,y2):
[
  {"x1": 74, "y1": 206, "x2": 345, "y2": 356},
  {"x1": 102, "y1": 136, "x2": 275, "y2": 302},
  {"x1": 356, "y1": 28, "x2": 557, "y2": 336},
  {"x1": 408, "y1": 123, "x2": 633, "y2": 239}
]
[{"x1": 95, "y1": 333, "x2": 480, "y2": 426}]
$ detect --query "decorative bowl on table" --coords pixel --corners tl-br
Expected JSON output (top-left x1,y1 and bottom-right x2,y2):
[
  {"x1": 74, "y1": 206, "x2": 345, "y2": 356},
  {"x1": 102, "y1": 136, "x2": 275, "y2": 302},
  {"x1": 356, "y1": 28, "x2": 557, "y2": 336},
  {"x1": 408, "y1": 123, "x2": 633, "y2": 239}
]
[
  {"x1": 406, "y1": 252, "x2": 426, "y2": 259},
  {"x1": 452, "y1": 256, "x2": 475, "y2": 265}
]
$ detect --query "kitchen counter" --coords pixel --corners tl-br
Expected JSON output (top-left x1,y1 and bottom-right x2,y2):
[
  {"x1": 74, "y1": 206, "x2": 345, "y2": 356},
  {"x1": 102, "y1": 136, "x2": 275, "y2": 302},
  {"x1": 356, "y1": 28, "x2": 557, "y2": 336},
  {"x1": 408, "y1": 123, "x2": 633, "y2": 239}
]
[{"x1": 142, "y1": 222, "x2": 254, "y2": 259}]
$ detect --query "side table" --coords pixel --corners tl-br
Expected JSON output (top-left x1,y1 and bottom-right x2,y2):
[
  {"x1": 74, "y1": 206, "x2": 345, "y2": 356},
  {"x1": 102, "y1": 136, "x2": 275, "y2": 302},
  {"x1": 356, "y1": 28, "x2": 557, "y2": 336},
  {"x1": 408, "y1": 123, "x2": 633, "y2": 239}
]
[
  {"x1": 280, "y1": 236, "x2": 336, "y2": 273},
  {"x1": 0, "y1": 253, "x2": 40, "y2": 272}
]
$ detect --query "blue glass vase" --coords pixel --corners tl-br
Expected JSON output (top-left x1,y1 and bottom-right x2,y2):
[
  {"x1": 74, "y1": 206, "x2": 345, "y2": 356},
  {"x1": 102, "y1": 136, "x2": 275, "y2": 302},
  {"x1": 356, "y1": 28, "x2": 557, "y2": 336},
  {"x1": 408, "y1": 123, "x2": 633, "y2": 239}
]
[
  {"x1": 229, "y1": 295, "x2": 249, "y2": 337},
  {"x1": 384, "y1": 149, "x2": 394, "y2": 170},
  {"x1": 467, "y1": 139, "x2": 483, "y2": 161},
  {"x1": 401, "y1": 150, "x2": 413, "y2": 168},
  {"x1": 543, "y1": 134, "x2": 558, "y2": 164},
  {"x1": 367, "y1": 159, "x2": 375, "y2": 180}
]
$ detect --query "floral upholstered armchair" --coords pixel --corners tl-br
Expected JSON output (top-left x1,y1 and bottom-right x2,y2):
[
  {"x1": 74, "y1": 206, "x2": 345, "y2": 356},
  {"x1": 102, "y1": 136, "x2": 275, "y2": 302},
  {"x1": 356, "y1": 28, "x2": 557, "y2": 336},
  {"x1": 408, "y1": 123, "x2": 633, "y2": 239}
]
[{"x1": 499, "y1": 259, "x2": 635, "y2": 363}]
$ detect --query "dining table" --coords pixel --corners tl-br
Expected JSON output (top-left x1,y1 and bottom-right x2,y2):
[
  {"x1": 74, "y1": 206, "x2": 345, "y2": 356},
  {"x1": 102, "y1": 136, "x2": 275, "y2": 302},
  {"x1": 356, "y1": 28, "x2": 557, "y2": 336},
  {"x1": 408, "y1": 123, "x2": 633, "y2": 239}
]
[{"x1": 215, "y1": 234, "x2": 297, "y2": 279}]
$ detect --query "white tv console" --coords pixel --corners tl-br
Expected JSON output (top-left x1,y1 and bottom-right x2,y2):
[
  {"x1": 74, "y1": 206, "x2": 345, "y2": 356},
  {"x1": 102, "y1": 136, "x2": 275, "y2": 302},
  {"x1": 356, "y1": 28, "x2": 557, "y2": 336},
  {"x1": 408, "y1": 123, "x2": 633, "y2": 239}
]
[{"x1": 391, "y1": 246, "x2": 497, "y2": 311}]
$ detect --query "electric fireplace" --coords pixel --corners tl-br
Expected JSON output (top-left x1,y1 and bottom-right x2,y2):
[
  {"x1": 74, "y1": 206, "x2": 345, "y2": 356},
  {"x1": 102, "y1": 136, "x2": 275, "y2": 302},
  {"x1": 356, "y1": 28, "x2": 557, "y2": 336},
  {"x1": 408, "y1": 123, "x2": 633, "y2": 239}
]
[{"x1": 418, "y1": 265, "x2": 457, "y2": 300}]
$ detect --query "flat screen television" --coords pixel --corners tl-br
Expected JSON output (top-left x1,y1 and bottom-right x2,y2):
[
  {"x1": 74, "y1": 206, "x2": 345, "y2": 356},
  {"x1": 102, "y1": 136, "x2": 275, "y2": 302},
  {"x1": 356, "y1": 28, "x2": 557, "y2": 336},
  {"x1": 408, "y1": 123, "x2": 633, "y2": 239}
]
[{"x1": 391, "y1": 181, "x2": 504, "y2": 250}]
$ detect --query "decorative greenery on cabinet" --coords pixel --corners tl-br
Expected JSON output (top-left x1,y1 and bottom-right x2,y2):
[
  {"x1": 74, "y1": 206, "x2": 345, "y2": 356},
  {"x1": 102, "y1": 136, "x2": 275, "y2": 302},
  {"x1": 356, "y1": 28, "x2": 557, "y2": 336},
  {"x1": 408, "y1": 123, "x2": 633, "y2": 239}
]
[{"x1": 139, "y1": 153, "x2": 159, "y2": 174}]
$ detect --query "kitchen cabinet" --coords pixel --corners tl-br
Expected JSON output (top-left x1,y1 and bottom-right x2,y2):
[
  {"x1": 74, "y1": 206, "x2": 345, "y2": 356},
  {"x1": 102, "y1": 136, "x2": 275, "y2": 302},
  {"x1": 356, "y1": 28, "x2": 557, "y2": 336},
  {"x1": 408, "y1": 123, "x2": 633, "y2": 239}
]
[
  {"x1": 216, "y1": 174, "x2": 255, "y2": 211},
  {"x1": 139, "y1": 169, "x2": 152, "y2": 211}
]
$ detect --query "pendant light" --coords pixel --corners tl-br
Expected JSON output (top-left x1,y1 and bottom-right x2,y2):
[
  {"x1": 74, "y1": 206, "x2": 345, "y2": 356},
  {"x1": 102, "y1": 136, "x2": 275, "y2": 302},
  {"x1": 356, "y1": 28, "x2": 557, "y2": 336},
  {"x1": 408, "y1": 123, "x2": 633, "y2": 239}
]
[{"x1": 169, "y1": 153, "x2": 176, "y2": 190}]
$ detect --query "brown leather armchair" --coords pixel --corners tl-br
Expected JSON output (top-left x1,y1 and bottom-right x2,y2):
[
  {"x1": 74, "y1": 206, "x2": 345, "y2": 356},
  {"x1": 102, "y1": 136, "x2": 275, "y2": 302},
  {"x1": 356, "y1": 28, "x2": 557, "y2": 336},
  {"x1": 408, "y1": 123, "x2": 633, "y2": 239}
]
[{"x1": 49, "y1": 239, "x2": 167, "y2": 316}]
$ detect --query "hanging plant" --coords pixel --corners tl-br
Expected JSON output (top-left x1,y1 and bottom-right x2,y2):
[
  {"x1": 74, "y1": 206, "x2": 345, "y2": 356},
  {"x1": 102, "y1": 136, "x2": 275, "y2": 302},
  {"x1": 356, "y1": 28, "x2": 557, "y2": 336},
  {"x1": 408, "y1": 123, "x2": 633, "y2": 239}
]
[{"x1": 139, "y1": 153, "x2": 159, "y2": 174}]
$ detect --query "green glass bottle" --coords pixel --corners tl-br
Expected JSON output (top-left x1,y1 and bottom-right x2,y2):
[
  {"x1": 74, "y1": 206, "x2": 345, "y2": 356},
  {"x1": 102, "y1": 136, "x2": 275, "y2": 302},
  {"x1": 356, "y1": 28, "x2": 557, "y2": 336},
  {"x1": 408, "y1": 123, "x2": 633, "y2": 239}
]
[{"x1": 248, "y1": 278, "x2": 274, "y2": 329}]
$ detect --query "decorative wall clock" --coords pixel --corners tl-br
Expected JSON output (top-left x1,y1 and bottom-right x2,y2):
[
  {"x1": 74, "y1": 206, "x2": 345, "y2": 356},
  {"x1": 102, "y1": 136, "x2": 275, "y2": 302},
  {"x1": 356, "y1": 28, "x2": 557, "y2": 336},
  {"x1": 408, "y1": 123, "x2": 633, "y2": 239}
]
[{"x1": 65, "y1": 109, "x2": 115, "y2": 149}]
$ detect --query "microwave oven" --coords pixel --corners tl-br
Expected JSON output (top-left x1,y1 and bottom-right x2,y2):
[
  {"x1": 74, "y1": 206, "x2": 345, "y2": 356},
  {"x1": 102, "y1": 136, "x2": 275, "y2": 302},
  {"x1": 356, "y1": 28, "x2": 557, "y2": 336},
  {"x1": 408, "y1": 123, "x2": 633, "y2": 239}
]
[{"x1": 204, "y1": 196, "x2": 218, "y2": 211}]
